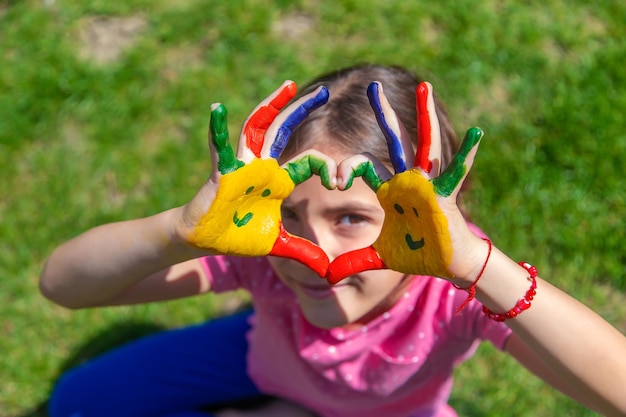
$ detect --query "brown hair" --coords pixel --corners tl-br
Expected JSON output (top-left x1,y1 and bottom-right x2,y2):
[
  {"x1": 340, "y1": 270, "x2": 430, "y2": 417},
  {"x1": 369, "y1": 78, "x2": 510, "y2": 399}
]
[
  {"x1": 282, "y1": 64, "x2": 470, "y2": 213},
  {"x1": 283, "y1": 64, "x2": 459, "y2": 168}
]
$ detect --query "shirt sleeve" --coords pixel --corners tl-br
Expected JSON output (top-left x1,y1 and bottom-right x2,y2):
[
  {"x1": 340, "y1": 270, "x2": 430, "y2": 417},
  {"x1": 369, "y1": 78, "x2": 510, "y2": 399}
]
[
  {"x1": 199, "y1": 255, "x2": 243, "y2": 293},
  {"x1": 466, "y1": 299, "x2": 513, "y2": 350},
  {"x1": 199, "y1": 255, "x2": 273, "y2": 294}
]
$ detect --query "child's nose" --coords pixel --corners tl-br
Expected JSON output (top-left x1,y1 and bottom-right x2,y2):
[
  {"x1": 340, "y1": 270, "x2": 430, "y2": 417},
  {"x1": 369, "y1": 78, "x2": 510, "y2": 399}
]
[{"x1": 297, "y1": 223, "x2": 340, "y2": 263}]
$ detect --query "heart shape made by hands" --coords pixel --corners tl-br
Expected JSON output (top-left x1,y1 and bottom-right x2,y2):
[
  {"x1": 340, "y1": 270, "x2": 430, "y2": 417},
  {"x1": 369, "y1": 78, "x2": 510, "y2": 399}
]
[{"x1": 267, "y1": 194, "x2": 387, "y2": 284}]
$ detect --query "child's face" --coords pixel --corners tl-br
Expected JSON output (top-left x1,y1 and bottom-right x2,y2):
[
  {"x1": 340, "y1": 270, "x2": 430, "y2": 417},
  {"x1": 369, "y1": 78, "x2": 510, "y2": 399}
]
[{"x1": 268, "y1": 160, "x2": 409, "y2": 329}]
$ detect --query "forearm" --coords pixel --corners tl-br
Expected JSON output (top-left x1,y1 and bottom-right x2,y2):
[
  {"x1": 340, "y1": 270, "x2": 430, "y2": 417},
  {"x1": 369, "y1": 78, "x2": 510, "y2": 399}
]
[
  {"x1": 473, "y1": 245, "x2": 626, "y2": 416},
  {"x1": 40, "y1": 207, "x2": 206, "y2": 309}
]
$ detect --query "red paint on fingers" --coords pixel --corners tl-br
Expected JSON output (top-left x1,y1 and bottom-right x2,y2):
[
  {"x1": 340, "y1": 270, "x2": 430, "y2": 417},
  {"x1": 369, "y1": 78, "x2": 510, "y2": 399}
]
[
  {"x1": 326, "y1": 246, "x2": 386, "y2": 284},
  {"x1": 415, "y1": 82, "x2": 433, "y2": 173},
  {"x1": 244, "y1": 82, "x2": 298, "y2": 157},
  {"x1": 270, "y1": 224, "x2": 329, "y2": 277}
]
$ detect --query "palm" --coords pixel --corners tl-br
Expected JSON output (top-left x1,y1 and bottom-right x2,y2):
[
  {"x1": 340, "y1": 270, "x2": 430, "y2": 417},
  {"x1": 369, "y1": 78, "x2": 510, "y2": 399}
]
[
  {"x1": 186, "y1": 81, "x2": 333, "y2": 276},
  {"x1": 327, "y1": 82, "x2": 483, "y2": 283}
]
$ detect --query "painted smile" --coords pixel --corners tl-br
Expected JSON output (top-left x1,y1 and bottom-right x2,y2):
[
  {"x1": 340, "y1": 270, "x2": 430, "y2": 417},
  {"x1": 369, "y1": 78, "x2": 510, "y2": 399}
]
[{"x1": 405, "y1": 234, "x2": 425, "y2": 250}]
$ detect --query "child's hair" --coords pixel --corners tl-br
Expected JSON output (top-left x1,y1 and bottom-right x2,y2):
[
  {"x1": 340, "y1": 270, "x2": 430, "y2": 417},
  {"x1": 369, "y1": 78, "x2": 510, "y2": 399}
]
[
  {"x1": 283, "y1": 64, "x2": 459, "y2": 168},
  {"x1": 283, "y1": 63, "x2": 470, "y2": 210}
]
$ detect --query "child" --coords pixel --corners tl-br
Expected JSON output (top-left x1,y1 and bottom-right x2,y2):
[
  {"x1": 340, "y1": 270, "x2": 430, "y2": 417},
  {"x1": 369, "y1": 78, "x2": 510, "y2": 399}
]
[{"x1": 40, "y1": 64, "x2": 626, "y2": 417}]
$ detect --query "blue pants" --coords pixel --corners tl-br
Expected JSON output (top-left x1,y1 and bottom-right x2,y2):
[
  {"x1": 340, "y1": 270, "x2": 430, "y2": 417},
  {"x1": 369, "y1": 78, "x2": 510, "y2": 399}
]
[{"x1": 48, "y1": 309, "x2": 269, "y2": 417}]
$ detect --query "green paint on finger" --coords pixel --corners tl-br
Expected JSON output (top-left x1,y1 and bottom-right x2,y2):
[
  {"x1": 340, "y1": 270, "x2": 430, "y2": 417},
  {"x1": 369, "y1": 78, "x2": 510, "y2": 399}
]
[
  {"x1": 284, "y1": 155, "x2": 334, "y2": 188},
  {"x1": 210, "y1": 104, "x2": 244, "y2": 174},
  {"x1": 344, "y1": 161, "x2": 382, "y2": 191},
  {"x1": 433, "y1": 127, "x2": 483, "y2": 197}
]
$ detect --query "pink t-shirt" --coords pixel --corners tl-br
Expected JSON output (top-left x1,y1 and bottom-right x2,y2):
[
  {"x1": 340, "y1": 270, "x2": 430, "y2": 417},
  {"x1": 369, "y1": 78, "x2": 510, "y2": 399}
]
[{"x1": 201, "y1": 254, "x2": 511, "y2": 417}]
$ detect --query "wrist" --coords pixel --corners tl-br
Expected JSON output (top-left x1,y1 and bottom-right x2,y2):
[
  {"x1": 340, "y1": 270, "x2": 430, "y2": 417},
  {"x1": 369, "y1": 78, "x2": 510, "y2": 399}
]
[
  {"x1": 451, "y1": 237, "x2": 492, "y2": 314},
  {"x1": 448, "y1": 233, "x2": 492, "y2": 287},
  {"x1": 157, "y1": 207, "x2": 210, "y2": 263}
]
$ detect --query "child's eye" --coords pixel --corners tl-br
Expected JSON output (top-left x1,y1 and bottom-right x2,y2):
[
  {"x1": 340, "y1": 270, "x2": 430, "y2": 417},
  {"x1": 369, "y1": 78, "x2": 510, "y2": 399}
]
[
  {"x1": 337, "y1": 214, "x2": 367, "y2": 226},
  {"x1": 281, "y1": 207, "x2": 298, "y2": 222}
]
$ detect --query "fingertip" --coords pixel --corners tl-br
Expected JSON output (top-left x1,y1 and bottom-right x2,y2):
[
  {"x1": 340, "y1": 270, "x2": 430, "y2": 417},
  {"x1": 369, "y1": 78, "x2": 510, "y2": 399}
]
[
  {"x1": 471, "y1": 126, "x2": 484, "y2": 139},
  {"x1": 465, "y1": 127, "x2": 484, "y2": 148},
  {"x1": 282, "y1": 79, "x2": 297, "y2": 93},
  {"x1": 304, "y1": 85, "x2": 329, "y2": 110},
  {"x1": 316, "y1": 85, "x2": 330, "y2": 102},
  {"x1": 416, "y1": 82, "x2": 433, "y2": 112},
  {"x1": 273, "y1": 81, "x2": 298, "y2": 108},
  {"x1": 416, "y1": 81, "x2": 432, "y2": 96},
  {"x1": 335, "y1": 176, "x2": 344, "y2": 190},
  {"x1": 367, "y1": 81, "x2": 381, "y2": 96},
  {"x1": 367, "y1": 82, "x2": 383, "y2": 109},
  {"x1": 210, "y1": 103, "x2": 227, "y2": 118}
]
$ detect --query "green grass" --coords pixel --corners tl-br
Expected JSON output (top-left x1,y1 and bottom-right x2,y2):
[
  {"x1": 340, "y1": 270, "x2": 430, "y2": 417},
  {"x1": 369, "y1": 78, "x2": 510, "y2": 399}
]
[{"x1": 1, "y1": 0, "x2": 625, "y2": 415}]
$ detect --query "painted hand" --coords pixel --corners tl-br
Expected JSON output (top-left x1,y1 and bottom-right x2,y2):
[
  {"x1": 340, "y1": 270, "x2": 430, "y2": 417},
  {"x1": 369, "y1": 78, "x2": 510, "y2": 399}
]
[
  {"x1": 327, "y1": 81, "x2": 483, "y2": 284},
  {"x1": 183, "y1": 81, "x2": 334, "y2": 277}
]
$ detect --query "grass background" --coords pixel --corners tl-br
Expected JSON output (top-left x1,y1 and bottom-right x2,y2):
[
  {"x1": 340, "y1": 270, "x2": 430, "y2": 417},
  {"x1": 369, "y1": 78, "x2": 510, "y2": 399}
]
[{"x1": 1, "y1": 0, "x2": 625, "y2": 415}]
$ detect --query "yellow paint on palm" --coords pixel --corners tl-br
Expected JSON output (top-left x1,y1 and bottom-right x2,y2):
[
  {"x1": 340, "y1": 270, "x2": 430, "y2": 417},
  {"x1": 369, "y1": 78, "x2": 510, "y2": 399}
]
[
  {"x1": 191, "y1": 159, "x2": 294, "y2": 256},
  {"x1": 373, "y1": 170, "x2": 453, "y2": 278}
]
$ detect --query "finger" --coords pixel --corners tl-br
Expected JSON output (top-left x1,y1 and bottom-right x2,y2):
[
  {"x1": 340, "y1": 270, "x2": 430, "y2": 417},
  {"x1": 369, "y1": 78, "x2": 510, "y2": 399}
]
[
  {"x1": 270, "y1": 227, "x2": 330, "y2": 277},
  {"x1": 367, "y1": 82, "x2": 414, "y2": 174},
  {"x1": 433, "y1": 127, "x2": 484, "y2": 198},
  {"x1": 326, "y1": 246, "x2": 386, "y2": 284},
  {"x1": 209, "y1": 103, "x2": 244, "y2": 176},
  {"x1": 336, "y1": 153, "x2": 390, "y2": 191},
  {"x1": 264, "y1": 85, "x2": 329, "y2": 159},
  {"x1": 415, "y1": 82, "x2": 442, "y2": 177},
  {"x1": 239, "y1": 80, "x2": 298, "y2": 161},
  {"x1": 282, "y1": 149, "x2": 338, "y2": 189}
]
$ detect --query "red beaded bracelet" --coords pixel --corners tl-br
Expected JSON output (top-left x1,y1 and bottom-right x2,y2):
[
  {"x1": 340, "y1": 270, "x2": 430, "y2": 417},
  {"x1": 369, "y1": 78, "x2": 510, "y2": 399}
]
[{"x1": 482, "y1": 262, "x2": 538, "y2": 322}]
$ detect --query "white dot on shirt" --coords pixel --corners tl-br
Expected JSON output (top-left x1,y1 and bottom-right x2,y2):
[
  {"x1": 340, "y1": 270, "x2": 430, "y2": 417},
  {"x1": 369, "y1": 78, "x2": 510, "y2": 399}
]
[
  {"x1": 448, "y1": 289, "x2": 456, "y2": 296},
  {"x1": 336, "y1": 333, "x2": 345, "y2": 340},
  {"x1": 403, "y1": 292, "x2": 411, "y2": 299},
  {"x1": 361, "y1": 325, "x2": 368, "y2": 333},
  {"x1": 328, "y1": 346, "x2": 337, "y2": 354},
  {"x1": 412, "y1": 356, "x2": 419, "y2": 363},
  {"x1": 418, "y1": 332, "x2": 425, "y2": 339},
  {"x1": 345, "y1": 374, "x2": 353, "y2": 381},
  {"x1": 407, "y1": 305, "x2": 414, "y2": 312},
  {"x1": 312, "y1": 353, "x2": 319, "y2": 361},
  {"x1": 383, "y1": 311, "x2": 391, "y2": 320},
  {"x1": 407, "y1": 344, "x2": 415, "y2": 351}
]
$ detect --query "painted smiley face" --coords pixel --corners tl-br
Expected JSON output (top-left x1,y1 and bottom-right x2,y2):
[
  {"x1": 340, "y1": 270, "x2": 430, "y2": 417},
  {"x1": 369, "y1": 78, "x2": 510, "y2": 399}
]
[
  {"x1": 392, "y1": 202, "x2": 425, "y2": 251},
  {"x1": 191, "y1": 159, "x2": 295, "y2": 256},
  {"x1": 372, "y1": 170, "x2": 453, "y2": 278}
]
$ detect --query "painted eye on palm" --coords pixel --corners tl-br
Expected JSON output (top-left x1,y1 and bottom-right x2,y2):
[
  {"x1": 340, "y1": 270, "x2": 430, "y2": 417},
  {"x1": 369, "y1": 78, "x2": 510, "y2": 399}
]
[
  {"x1": 233, "y1": 181, "x2": 276, "y2": 227},
  {"x1": 326, "y1": 81, "x2": 484, "y2": 284}
]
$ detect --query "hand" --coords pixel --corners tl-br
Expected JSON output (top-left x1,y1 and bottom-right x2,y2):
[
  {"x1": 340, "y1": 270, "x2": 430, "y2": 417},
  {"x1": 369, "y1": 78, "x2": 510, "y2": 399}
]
[
  {"x1": 180, "y1": 81, "x2": 335, "y2": 277},
  {"x1": 327, "y1": 81, "x2": 484, "y2": 284}
]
